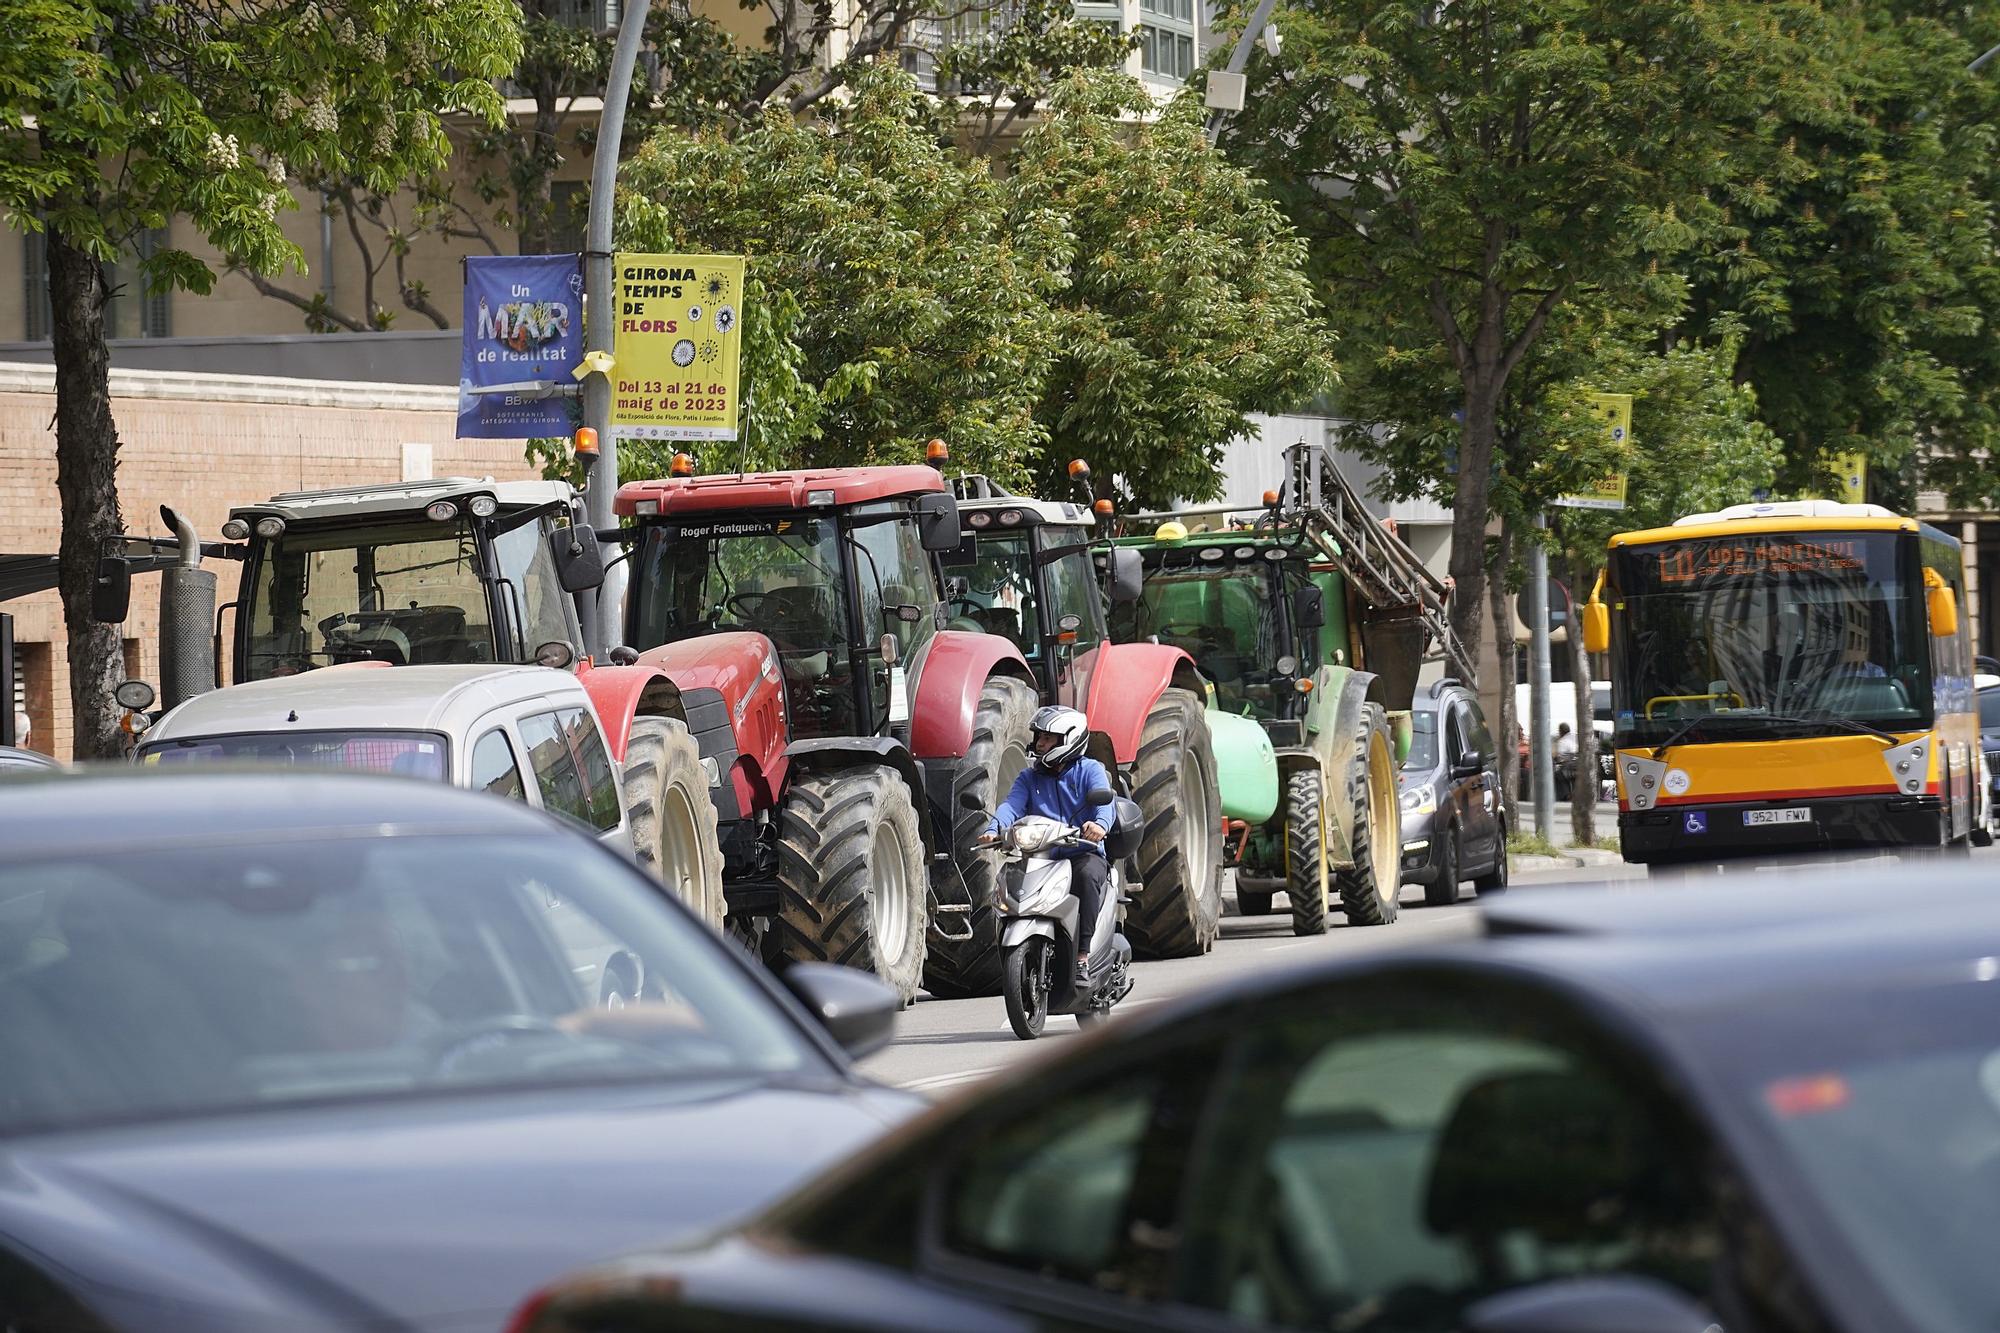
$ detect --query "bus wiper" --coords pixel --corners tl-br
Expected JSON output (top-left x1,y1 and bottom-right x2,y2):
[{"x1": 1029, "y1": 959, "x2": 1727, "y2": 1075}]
[
  {"x1": 1758, "y1": 712, "x2": 1899, "y2": 746},
  {"x1": 1649, "y1": 717, "x2": 1712, "y2": 760}
]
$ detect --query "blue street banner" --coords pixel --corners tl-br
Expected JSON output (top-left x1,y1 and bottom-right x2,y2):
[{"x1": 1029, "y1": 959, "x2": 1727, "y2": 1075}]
[{"x1": 457, "y1": 254, "x2": 584, "y2": 439}]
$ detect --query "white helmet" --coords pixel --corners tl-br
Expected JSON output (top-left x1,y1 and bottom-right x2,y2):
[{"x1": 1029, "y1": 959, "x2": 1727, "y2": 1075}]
[{"x1": 1029, "y1": 705, "x2": 1089, "y2": 774}]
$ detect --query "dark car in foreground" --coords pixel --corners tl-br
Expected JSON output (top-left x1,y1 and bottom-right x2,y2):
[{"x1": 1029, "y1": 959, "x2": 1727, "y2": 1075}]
[
  {"x1": 0, "y1": 744, "x2": 57, "y2": 771},
  {"x1": 519, "y1": 866, "x2": 2000, "y2": 1333},
  {"x1": 0, "y1": 771, "x2": 914, "y2": 1333}
]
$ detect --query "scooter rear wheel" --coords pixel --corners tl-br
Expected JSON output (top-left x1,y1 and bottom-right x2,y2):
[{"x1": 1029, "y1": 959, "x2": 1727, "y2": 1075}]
[{"x1": 1003, "y1": 938, "x2": 1050, "y2": 1040}]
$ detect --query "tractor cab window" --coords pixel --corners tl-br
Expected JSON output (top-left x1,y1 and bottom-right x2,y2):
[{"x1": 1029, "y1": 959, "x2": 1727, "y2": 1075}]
[
  {"x1": 849, "y1": 512, "x2": 938, "y2": 664},
  {"x1": 946, "y1": 532, "x2": 1038, "y2": 656},
  {"x1": 1043, "y1": 543, "x2": 1106, "y2": 650},
  {"x1": 631, "y1": 517, "x2": 856, "y2": 738},
  {"x1": 490, "y1": 518, "x2": 575, "y2": 658},
  {"x1": 1113, "y1": 550, "x2": 1283, "y2": 717},
  {"x1": 243, "y1": 520, "x2": 495, "y2": 680}
]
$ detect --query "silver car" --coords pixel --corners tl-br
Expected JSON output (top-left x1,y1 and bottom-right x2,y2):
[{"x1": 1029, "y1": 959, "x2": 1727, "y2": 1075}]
[{"x1": 138, "y1": 664, "x2": 632, "y2": 853}]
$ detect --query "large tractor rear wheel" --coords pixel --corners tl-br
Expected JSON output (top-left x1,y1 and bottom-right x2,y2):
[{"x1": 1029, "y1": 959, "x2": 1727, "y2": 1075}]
[
  {"x1": 775, "y1": 766, "x2": 929, "y2": 1004},
  {"x1": 927, "y1": 676, "x2": 1036, "y2": 999},
  {"x1": 1337, "y1": 703, "x2": 1401, "y2": 926},
  {"x1": 623, "y1": 716, "x2": 726, "y2": 930},
  {"x1": 1126, "y1": 689, "x2": 1223, "y2": 958}
]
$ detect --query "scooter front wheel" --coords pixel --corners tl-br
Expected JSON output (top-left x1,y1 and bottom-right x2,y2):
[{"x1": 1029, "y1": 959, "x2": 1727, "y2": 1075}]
[{"x1": 1003, "y1": 938, "x2": 1050, "y2": 1040}]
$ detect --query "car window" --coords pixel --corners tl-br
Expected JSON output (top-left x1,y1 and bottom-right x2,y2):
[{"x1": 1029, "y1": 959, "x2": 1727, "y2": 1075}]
[
  {"x1": 519, "y1": 710, "x2": 589, "y2": 826},
  {"x1": 559, "y1": 707, "x2": 622, "y2": 832},
  {"x1": 1043, "y1": 546, "x2": 1106, "y2": 648},
  {"x1": 936, "y1": 1039, "x2": 1223, "y2": 1308},
  {"x1": 1462, "y1": 700, "x2": 1496, "y2": 764},
  {"x1": 1403, "y1": 712, "x2": 1439, "y2": 773},
  {"x1": 1444, "y1": 706, "x2": 1467, "y2": 764},
  {"x1": 471, "y1": 728, "x2": 527, "y2": 802},
  {"x1": 1173, "y1": 983, "x2": 1749, "y2": 1331},
  {"x1": 0, "y1": 833, "x2": 824, "y2": 1134}
]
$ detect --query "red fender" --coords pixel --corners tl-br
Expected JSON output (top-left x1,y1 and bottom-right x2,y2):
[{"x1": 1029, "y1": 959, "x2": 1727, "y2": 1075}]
[
  {"x1": 1083, "y1": 642, "x2": 1204, "y2": 766},
  {"x1": 909, "y1": 630, "x2": 1034, "y2": 760},
  {"x1": 633, "y1": 634, "x2": 788, "y2": 815},
  {"x1": 572, "y1": 662, "x2": 685, "y2": 765}
]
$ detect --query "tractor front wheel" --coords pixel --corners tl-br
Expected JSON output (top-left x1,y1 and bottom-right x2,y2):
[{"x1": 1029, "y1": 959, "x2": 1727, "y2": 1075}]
[
  {"x1": 775, "y1": 766, "x2": 929, "y2": 1004},
  {"x1": 623, "y1": 716, "x2": 726, "y2": 930},
  {"x1": 1126, "y1": 689, "x2": 1223, "y2": 958},
  {"x1": 1336, "y1": 703, "x2": 1401, "y2": 926}
]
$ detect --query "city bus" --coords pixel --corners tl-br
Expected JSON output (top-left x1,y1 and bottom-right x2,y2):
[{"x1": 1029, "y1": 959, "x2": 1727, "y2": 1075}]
[{"x1": 1580, "y1": 501, "x2": 1979, "y2": 867}]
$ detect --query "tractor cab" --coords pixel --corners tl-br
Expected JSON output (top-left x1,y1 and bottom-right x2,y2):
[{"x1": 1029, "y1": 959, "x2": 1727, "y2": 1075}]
[
  {"x1": 943, "y1": 477, "x2": 1143, "y2": 709},
  {"x1": 223, "y1": 479, "x2": 603, "y2": 684},
  {"x1": 1110, "y1": 527, "x2": 1338, "y2": 746},
  {"x1": 616, "y1": 465, "x2": 961, "y2": 740}
]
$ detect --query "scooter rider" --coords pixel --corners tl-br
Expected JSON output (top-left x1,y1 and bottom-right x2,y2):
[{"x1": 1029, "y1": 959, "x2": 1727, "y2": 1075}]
[{"x1": 979, "y1": 706, "x2": 1116, "y2": 979}]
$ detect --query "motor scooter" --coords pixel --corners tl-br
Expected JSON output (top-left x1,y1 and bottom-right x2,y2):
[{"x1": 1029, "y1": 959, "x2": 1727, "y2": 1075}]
[{"x1": 988, "y1": 784, "x2": 1138, "y2": 1039}]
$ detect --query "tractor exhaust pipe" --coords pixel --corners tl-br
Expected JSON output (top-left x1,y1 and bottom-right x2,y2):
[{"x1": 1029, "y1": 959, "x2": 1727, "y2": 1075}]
[{"x1": 157, "y1": 505, "x2": 217, "y2": 712}]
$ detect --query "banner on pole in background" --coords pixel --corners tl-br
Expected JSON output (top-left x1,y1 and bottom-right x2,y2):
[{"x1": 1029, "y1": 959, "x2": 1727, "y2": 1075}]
[
  {"x1": 1555, "y1": 392, "x2": 1633, "y2": 510},
  {"x1": 610, "y1": 253, "x2": 746, "y2": 442},
  {"x1": 1832, "y1": 451, "x2": 1867, "y2": 504},
  {"x1": 457, "y1": 254, "x2": 583, "y2": 439}
]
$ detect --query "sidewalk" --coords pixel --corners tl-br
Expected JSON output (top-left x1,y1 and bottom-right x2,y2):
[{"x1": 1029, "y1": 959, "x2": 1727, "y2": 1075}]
[{"x1": 1513, "y1": 801, "x2": 1624, "y2": 873}]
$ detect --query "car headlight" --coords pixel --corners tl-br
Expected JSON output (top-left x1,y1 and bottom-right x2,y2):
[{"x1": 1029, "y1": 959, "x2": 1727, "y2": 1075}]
[{"x1": 1400, "y1": 782, "x2": 1435, "y2": 814}]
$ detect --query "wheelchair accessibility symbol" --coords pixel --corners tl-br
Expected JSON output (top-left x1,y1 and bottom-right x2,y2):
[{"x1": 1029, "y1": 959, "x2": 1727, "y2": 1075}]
[{"x1": 1683, "y1": 811, "x2": 1708, "y2": 835}]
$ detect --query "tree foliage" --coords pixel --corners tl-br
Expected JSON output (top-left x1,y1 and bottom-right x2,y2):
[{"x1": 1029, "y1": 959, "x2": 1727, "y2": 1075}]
[
  {"x1": 0, "y1": 0, "x2": 520, "y2": 757},
  {"x1": 1220, "y1": 0, "x2": 1803, "y2": 660}
]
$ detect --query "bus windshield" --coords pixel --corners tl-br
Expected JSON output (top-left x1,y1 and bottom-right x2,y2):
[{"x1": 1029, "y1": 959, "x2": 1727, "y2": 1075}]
[{"x1": 1610, "y1": 530, "x2": 1931, "y2": 741}]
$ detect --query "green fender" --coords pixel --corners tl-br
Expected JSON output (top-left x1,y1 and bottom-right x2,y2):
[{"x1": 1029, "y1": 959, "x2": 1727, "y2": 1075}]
[
  {"x1": 1303, "y1": 665, "x2": 1380, "y2": 869},
  {"x1": 1207, "y1": 707, "x2": 1278, "y2": 825}
]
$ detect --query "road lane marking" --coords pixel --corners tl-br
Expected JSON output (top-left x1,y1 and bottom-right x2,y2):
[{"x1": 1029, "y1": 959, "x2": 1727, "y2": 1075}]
[{"x1": 903, "y1": 1066, "x2": 1006, "y2": 1091}]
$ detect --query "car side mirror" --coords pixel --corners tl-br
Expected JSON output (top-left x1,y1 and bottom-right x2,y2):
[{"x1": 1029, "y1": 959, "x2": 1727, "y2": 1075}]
[
  {"x1": 92, "y1": 555, "x2": 132, "y2": 623},
  {"x1": 552, "y1": 524, "x2": 606, "y2": 594},
  {"x1": 1450, "y1": 756, "x2": 1483, "y2": 780},
  {"x1": 1464, "y1": 1276, "x2": 1719, "y2": 1333},
  {"x1": 1292, "y1": 584, "x2": 1325, "y2": 631},
  {"x1": 1582, "y1": 600, "x2": 1610, "y2": 654},
  {"x1": 1108, "y1": 547, "x2": 1144, "y2": 604},
  {"x1": 916, "y1": 492, "x2": 961, "y2": 552},
  {"x1": 779, "y1": 962, "x2": 899, "y2": 1059}
]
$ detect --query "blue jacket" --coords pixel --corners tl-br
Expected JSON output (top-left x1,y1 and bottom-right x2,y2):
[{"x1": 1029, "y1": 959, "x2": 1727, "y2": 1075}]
[{"x1": 986, "y1": 757, "x2": 1117, "y2": 860}]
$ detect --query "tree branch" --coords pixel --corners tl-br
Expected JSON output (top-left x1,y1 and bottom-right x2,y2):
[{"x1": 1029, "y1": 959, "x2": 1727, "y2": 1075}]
[
  {"x1": 1497, "y1": 280, "x2": 1575, "y2": 382},
  {"x1": 239, "y1": 271, "x2": 369, "y2": 332}
]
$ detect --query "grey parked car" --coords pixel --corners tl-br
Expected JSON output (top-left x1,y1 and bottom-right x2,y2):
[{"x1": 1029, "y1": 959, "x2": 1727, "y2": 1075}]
[
  {"x1": 0, "y1": 770, "x2": 914, "y2": 1333},
  {"x1": 1398, "y1": 678, "x2": 1507, "y2": 905}
]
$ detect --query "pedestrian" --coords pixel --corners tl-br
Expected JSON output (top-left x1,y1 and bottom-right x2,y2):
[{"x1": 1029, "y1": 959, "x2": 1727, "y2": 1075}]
[
  {"x1": 1553, "y1": 722, "x2": 1577, "y2": 761},
  {"x1": 11, "y1": 709, "x2": 28, "y2": 750}
]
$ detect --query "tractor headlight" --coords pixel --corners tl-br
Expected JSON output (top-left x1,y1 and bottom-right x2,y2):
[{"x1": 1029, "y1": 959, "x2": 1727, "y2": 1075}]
[
  {"x1": 253, "y1": 516, "x2": 286, "y2": 539},
  {"x1": 220, "y1": 518, "x2": 251, "y2": 540},
  {"x1": 1400, "y1": 782, "x2": 1435, "y2": 814}
]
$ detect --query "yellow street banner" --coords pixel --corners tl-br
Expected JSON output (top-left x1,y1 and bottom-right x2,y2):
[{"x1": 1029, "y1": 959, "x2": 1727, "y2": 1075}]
[
  {"x1": 1832, "y1": 451, "x2": 1867, "y2": 504},
  {"x1": 1555, "y1": 392, "x2": 1632, "y2": 511},
  {"x1": 609, "y1": 253, "x2": 746, "y2": 441}
]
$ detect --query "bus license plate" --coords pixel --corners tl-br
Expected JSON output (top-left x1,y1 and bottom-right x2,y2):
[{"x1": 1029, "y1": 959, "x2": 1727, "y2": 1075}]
[{"x1": 1743, "y1": 808, "x2": 1812, "y2": 827}]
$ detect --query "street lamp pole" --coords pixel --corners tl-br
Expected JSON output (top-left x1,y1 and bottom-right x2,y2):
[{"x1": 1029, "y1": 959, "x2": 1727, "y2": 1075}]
[
  {"x1": 1971, "y1": 42, "x2": 2000, "y2": 74},
  {"x1": 1204, "y1": 0, "x2": 1284, "y2": 141},
  {"x1": 582, "y1": 0, "x2": 651, "y2": 657}
]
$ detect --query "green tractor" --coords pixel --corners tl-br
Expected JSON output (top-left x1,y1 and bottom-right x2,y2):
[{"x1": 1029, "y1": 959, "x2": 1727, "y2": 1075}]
[{"x1": 1106, "y1": 446, "x2": 1474, "y2": 934}]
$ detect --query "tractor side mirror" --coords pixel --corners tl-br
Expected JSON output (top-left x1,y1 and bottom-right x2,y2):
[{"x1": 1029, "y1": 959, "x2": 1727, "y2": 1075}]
[
  {"x1": 1292, "y1": 584, "x2": 1326, "y2": 631},
  {"x1": 1108, "y1": 547, "x2": 1144, "y2": 604},
  {"x1": 552, "y1": 524, "x2": 606, "y2": 594},
  {"x1": 1582, "y1": 601, "x2": 1610, "y2": 654},
  {"x1": 916, "y1": 492, "x2": 961, "y2": 552},
  {"x1": 92, "y1": 556, "x2": 132, "y2": 624},
  {"x1": 1927, "y1": 570, "x2": 1959, "y2": 638}
]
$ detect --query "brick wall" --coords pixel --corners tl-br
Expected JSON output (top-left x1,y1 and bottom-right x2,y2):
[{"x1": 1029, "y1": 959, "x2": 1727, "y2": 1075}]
[{"x1": 0, "y1": 363, "x2": 541, "y2": 758}]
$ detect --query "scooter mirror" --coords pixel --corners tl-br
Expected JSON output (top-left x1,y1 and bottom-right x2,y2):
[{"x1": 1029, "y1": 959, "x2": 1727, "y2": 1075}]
[
  {"x1": 1086, "y1": 786, "x2": 1114, "y2": 804},
  {"x1": 959, "y1": 791, "x2": 985, "y2": 811}
]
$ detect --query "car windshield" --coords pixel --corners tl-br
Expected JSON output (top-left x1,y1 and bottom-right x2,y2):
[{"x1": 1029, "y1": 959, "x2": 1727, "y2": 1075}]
[
  {"x1": 1112, "y1": 551, "x2": 1286, "y2": 718},
  {"x1": 0, "y1": 834, "x2": 822, "y2": 1135},
  {"x1": 1701, "y1": 978, "x2": 2000, "y2": 1332},
  {"x1": 1403, "y1": 711, "x2": 1440, "y2": 773},
  {"x1": 944, "y1": 532, "x2": 1038, "y2": 657},
  {"x1": 244, "y1": 519, "x2": 497, "y2": 679},
  {"x1": 1981, "y1": 689, "x2": 2000, "y2": 730},
  {"x1": 1609, "y1": 531, "x2": 1931, "y2": 741},
  {"x1": 630, "y1": 515, "x2": 855, "y2": 737},
  {"x1": 140, "y1": 730, "x2": 449, "y2": 781}
]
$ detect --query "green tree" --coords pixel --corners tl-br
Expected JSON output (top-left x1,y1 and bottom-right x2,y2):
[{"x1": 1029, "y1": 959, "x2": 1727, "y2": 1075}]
[
  {"x1": 1006, "y1": 74, "x2": 1337, "y2": 507},
  {"x1": 1220, "y1": 0, "x2": 1804, "y2": 662},
  {"x1": 613, "y1": 66, "x2": 1061, "y2": 479},
  {"x1": 1679, "y1": 2, "x2": 2000, "y2": 511},
  {"x1": 1, "y1": 0, "x2": 520, "y2": 758}
]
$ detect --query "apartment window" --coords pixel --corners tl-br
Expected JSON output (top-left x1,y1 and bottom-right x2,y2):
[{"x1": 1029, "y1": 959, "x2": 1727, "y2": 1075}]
[
  {"x1": 133, "y1": 226, "x2": 171, "y2": 339},
  {"x1": 549, "y1": 182, "x2": 588, "y2": 254},
  {"x1": 545, "y1": 0, "x2": 618, "y2": 31},
  {"x1": 22, "y1": 226, "x2": 170, "y2": 341},
  {"x1": 22, "y1": 231, "x2": 51, "y2": 342},
  {"x1": 1139, "y1": 0, "x2": 1196, "y2": 81}
]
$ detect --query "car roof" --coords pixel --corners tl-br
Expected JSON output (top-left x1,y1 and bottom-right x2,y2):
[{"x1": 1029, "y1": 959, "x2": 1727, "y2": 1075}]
[
  {"x1": 145, "y1": 665, "x2": 587, "y2": 742},
  {"x1": 615, "y1": 466, "x2": 944, "y2": 516},
  {"x1": 0, "y1": 745, "x2": 58, "y2": 770},
  {"x1": 0, "y1": 768, "x2": 555, "y2": 860}
]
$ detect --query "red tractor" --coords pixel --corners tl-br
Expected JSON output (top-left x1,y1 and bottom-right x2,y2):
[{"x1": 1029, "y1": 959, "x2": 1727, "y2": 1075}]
[{"x1": 614, "y1": 463, "x2": 1038, "y2": 1002}]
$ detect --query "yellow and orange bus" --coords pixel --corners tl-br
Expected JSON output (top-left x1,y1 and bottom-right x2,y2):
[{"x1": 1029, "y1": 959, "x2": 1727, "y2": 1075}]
[{"x1": 1582, "y1": 501, "x2": 1979, "y2": 867}]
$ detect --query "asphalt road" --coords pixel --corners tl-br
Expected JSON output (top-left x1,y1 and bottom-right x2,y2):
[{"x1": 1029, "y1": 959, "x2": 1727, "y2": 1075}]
[{"x1": 860, "y1": 842, "x2": 2000, "y2": 1093}]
